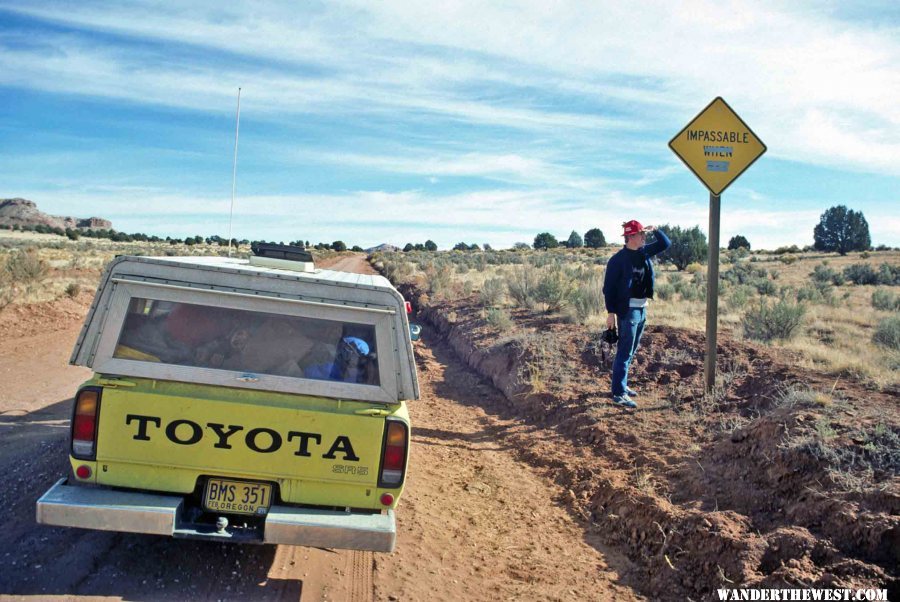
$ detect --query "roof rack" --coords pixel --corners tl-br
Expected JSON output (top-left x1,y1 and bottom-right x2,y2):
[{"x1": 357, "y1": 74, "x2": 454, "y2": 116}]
[
  {"x1": 251, "y1": 243, "x2": 314, "y2": 262},
  {"x1": 249, "y1": 243, "x2": 315, "y2": 272}
]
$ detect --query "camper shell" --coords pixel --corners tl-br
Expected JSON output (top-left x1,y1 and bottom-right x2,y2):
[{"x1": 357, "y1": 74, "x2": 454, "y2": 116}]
[
  {"x1": 70, "y1": 255, "x2": 419, "y2": 403},
  {"x1": 37, "y1": 253, "x2": 418, "y2": 552}
]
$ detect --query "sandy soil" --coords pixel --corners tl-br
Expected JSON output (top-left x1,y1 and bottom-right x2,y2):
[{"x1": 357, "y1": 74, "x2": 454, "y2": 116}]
[
  {"x1": 0, "y1": 253, "x2": 640, "y2": 601},
  {"x1": 376, "y1": 328, "x2": 640, "y2": 601},
  {"x1": 398, "y1": 281, "x2": 898, "y2": 600}
]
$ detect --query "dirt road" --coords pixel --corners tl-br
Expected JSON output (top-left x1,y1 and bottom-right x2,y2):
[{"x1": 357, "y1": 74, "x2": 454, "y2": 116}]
[{"x1": 0, "y1": 254, "x2": 639, "y2": 601}]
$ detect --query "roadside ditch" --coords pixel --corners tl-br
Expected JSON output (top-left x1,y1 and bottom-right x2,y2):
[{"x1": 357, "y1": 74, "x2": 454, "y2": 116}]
[{"x1": 390, "y1": 278, "x2": 898, "y2": 600}]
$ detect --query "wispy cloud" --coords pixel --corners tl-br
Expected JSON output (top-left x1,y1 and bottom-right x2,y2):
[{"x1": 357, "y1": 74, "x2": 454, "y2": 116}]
[
  {"x1": 0, "y1": 16, "x2": 640, "y2": 133},
  {"x1": 281, "y1": 147, "x2": 615, "y2": 192},
  {"x1": 0, "y1": 0, "x2": 897, "y2": 249},
  {"x1": 5, "y1": 1, "x2": 898, "y2": 174}
]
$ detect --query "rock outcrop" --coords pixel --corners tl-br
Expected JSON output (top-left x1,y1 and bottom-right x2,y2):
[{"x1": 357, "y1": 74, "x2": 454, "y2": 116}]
[
  {"x1": 0, "y1": 198, "x2": 112, "y2": 230},
  {"x1": 365, "y1": 243, "x2": 400, "y2": 253}
]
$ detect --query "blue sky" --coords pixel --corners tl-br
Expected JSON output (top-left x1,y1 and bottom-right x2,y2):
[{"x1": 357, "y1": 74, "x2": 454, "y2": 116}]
[{"x1": 1, "y1": 1, "x2": 898, "y2": 250}]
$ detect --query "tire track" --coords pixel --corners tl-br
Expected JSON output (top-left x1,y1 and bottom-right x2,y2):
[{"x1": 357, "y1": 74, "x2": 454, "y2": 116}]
[{"x1": 349, "y1": 550, "x2": 374, "y2": 602}]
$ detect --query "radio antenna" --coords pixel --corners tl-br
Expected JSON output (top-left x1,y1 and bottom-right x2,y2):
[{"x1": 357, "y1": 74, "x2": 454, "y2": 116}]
[{"x1": 227, "y1": 87, "x2": 242, "y2": 257}]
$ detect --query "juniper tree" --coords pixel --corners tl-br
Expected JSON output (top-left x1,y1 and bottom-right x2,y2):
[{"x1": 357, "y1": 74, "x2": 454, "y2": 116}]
[
  {"x1": 813, "y1": 205, "x2": 870, "y2": 255},
  {"x1": 584, "y1": 228, "x2": 606, "y2": 248}
]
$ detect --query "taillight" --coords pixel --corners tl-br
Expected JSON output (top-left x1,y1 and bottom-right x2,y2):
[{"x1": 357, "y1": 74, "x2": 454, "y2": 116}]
[
  {"x1": 379, "y1": 420, "x2": 408, "y2": 488},
  {"x1": 404, "y1": 301, "x2": 412, "y2": 314},
  {"x1": 71, "y1": 387, "x2": 102, "y2": 459}
]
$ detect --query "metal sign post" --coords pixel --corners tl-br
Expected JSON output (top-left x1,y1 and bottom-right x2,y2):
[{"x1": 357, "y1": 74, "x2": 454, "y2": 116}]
[
  {"x1": 669, "y1": 97, "x2": 766, "y2": 393},
  {"x1": 704, "y1": 193, "x2": 721, "y2": 393}
]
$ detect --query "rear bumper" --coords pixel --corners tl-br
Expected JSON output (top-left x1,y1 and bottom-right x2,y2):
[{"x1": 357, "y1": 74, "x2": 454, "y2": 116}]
[{"x1": 36, "y1": 478, "x2": 396, "y2": 552}]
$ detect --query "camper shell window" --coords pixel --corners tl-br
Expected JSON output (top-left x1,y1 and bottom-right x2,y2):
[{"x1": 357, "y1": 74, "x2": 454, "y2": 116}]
[
  {"x1": 86, "y1": 278, "x2": 401, "y2": 403},
  {"x1": 114, "y1": 298, "x2": 379, "y2": 385}
]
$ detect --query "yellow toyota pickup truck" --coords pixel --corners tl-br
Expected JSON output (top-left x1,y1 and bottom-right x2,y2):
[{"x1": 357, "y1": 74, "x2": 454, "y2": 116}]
[{"x1": 36, "y1": 245, "x2": 418, "y2": 552}]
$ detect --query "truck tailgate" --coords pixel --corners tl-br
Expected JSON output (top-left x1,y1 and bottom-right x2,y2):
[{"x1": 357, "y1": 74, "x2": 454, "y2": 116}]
[{"x1": 93, "y1": 386, "x2": 387, "y2": 502}]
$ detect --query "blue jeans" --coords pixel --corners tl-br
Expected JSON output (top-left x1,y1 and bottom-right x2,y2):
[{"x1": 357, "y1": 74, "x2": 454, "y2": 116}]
[{"x1": 611, "y1": 307, "x2": 646, "y2": 396}]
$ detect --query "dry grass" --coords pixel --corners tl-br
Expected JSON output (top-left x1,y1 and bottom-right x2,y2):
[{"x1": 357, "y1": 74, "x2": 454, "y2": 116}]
[
  {"x1": 12, "y1": 233, "x2": 896, "y2": 388},
  {"x1": 375, "y1": 247, "x2": 900, "y2": 389},
  {"x1": 0, "y1": 232, "x2": 322, "y2": 309},
  {"x1": 650, "y1": 252, "x2": 900, "y2": 387}
]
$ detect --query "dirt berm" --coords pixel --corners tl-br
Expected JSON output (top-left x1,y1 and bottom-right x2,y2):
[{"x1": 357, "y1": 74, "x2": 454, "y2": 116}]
[{"x1": 392, "y1": 279, "x2": 898, "y2": 600}]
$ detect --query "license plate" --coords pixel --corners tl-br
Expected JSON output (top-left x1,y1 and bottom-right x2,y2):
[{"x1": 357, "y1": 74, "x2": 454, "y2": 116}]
[{"x1": 203, "y1": 479, "x2": 273, "y2": 516}]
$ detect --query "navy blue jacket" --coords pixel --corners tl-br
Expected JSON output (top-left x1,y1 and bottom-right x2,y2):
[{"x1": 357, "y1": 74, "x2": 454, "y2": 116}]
[{"x1": 602, "y1": 230, "x2": 671, "y2": 315}]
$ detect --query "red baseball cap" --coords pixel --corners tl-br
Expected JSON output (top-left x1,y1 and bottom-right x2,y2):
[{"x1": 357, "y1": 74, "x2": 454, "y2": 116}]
[{"x1": 622, "y1": 220, "x2": 644, "y2": 236}]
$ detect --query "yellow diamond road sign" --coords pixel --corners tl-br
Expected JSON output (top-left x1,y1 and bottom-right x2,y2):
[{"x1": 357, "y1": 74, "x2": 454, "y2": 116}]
[{"x1": 669, "y1": 97, "x2": 766, "y2": 196}]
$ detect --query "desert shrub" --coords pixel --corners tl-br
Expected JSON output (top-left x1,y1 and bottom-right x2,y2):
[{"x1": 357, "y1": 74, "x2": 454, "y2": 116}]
[
  {"x1": 669, "y1": 272, "x2": 706, "y2": 301},
  {"x1": 528, "y1": 253, "x2": 554, "y2": 269},
  {"x1": 752, "y1": 277, "x2": 778, "y2": 296},
  {"x1": 485, "y1": 307, "x2": 513, "y2": 331},
  {"x1": 479, "y1": 277, "x2": 506, "y2": 307},
  {"x1": 533, "y1": 266, "x2": 574, "y2": 313},
  {"x1": 773, "y1": 244, "x2": 801, "y2": 255},
  {"x1": 877, "y1": 263, "x2": 900, "y2": 285},
  {"x1": 65, "y1": 282, "x2": 81, "y2": 298},
  {"x1": 843, "y1": 263, "x2": 878, "y2": 285},
  {"x1": 839, "y1": 262, "x2": 899, "y2": 286},
  {"x1": 727, "y1": 247, "x2": 751, "y2": 263},
  {"x1": 727, "y1": 284, "x2": 755, "y2": 311},
  {"x1": 506, "y1": 267, "x2": 539, "y2": 309},
  {"x1": 655, "y1": 283, "x2": 675, "y2": 301},
  {"x1": 811, "y1": 263, "x2": 837, "y2": 284},
  {"x1": 4, "y1": 248, "x2": 47, "y2": 283},
  {"x1": 685, "y1": 262, "x2": 704, "y2": 274},
  {"x1": 569, "y1": 272, "x2": 604, "y2": 323},
  {"x1": 873, "y1": 316, "x2": 900, "y2": 350},
  {"x1": 857, "y1": 423, "x2": 900, "y2": 475},
  {"x1": 724, "y1": 261, "x2": 769, "y2": 286},
  {"x1": 0, "y1": 270, "x2": 12, "y2": 309},
  {"x1": 774, "y1": 384, "x2": 839, "y2": 409},
  {"x1": 677, "y1": 278, "x2": 706, "y2": 302},
  {"x1": 511, "y1": 332, "x2": 567, "y2": 393},
  {"x1": 778, "y1": 254, "x2": 798, "y2": 265},
  {"x1": 797, "y1": 282, "x2": 834, "y2": 305},
  {"x1": 382, "y1": 259, "x2": 414, "y2": 283},
  {"x1": 742, "y1": 298, "x2": 806, "y2": 342},
  {"x1": 872, "y1": 289, "x2": 900, "y2": 312},
  {"x1": 424, "y1": 262, "x2": 453, "y2": 297}
]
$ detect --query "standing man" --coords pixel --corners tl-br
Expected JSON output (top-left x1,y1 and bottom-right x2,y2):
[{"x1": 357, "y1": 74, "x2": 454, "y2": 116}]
[{"x1": 602, "y1": 220, "x2": 671, "y2": 408}]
